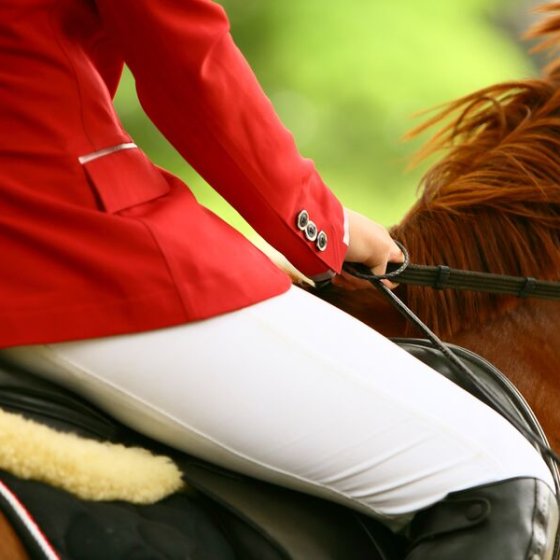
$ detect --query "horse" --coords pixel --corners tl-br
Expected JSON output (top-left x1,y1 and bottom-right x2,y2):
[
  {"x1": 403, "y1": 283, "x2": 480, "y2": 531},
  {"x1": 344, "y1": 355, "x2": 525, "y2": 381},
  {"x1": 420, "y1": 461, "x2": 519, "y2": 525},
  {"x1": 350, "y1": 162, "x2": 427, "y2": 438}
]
[
  {"x1": 2, "y1": 4, "x2": 560, "y2": 559},
  {"x1": 318, "y1": 3, "x2": 560, "y2": 452}
]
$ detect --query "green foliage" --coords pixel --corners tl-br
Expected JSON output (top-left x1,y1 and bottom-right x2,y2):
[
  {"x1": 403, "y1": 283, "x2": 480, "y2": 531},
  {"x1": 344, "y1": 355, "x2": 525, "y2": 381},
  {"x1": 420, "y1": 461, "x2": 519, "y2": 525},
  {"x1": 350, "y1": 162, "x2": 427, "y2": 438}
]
[{"x1": 114, "y1": 0, "x2": 535, "y2": 239}]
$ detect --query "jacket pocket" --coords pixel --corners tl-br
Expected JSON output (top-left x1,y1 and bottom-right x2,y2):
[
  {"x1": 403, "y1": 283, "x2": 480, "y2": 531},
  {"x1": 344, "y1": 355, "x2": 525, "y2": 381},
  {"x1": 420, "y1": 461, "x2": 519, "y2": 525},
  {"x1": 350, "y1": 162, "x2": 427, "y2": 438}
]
[{"x1": 81, "y1": 145, "x2": 170, "y2": 213}]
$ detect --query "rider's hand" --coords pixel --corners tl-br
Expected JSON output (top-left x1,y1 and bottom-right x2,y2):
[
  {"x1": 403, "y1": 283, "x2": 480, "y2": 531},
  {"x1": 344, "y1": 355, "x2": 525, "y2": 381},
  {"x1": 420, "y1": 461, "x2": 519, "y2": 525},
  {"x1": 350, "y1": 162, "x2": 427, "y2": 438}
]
[{"x1": 333, "y1": 208, "x2": 403, "y2": 290}]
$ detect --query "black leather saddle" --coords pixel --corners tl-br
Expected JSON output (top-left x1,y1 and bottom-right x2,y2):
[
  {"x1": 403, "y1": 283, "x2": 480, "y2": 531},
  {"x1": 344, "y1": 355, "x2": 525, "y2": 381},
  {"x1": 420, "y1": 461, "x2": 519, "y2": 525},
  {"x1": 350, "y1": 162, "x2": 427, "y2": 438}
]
[{"x1": 0, "y1": 338, "x2": 554, "y2": 560}]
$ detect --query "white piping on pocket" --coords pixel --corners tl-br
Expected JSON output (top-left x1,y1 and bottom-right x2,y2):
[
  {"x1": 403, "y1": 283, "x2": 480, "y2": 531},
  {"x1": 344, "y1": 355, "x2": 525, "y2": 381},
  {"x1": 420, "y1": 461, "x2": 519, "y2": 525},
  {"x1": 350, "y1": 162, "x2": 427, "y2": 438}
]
[{"x1": 78, "y1": 143, "x2": 137, "y2": 165}]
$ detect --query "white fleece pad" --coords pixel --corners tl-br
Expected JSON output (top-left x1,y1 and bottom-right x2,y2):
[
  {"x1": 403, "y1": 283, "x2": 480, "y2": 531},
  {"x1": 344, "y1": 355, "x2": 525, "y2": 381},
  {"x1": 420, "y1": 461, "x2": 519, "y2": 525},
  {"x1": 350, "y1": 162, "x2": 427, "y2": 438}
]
[{"x1": 0, "y1": 408, "x2": 184, "y2": 503}]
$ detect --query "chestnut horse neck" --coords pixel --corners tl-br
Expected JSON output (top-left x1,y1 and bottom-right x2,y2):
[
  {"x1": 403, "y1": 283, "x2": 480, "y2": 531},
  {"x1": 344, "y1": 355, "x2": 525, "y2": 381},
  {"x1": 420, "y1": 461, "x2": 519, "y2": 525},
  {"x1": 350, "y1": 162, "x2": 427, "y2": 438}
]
[
  {"x1": 388, "y1": 73, "x2": 560, "y2": 448},
  {"x1": 318, "y1": 6, "x2": 560, "y2": 448},
  {"x1": 390, "y1": 76, "x2": 560, "y2": 338},
  {"x1": 389, "y1": 2, "x2": 560, "y2": 335}
]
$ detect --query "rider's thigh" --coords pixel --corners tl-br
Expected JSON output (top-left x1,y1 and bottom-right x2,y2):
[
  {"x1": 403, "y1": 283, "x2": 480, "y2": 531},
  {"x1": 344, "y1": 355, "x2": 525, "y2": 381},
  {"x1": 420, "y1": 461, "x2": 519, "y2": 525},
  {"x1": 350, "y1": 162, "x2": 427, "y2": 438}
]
[{"x1": 0, "y1": 286, "x2": 553, "y2": 526}]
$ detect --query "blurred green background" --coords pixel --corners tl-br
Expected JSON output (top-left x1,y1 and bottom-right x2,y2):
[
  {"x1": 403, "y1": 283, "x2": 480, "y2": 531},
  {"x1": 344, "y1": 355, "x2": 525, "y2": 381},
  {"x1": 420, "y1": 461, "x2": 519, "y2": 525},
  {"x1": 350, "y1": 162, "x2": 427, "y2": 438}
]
[{"x1": 114, "y1": 0, "x2": 539, "y2": 243}]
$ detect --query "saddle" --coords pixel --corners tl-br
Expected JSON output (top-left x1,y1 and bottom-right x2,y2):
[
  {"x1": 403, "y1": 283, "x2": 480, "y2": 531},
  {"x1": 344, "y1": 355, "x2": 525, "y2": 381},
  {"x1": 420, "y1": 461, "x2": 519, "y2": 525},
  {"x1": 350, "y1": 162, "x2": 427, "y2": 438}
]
[{"x1": 0, "y1": 339, "x2": 554, "y2": 560}]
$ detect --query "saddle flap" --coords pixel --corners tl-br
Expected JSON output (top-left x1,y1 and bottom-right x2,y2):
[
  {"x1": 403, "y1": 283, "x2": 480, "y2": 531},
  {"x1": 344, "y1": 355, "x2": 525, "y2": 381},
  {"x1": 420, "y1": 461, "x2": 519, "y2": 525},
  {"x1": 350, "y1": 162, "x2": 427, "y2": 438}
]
[
  {"x1": 392, "y1": 338, "x2": 546, "y2": 439},
  {"x1": 180, "y1": 461, "x2": 403, "y2": 560}
]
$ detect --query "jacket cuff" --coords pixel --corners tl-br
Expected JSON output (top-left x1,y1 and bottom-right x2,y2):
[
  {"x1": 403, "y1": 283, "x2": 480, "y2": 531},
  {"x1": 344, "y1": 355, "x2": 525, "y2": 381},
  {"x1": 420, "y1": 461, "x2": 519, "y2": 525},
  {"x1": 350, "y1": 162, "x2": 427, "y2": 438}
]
[{"x1": 305, "y1": 208, "x2": 350, "y2": 286}]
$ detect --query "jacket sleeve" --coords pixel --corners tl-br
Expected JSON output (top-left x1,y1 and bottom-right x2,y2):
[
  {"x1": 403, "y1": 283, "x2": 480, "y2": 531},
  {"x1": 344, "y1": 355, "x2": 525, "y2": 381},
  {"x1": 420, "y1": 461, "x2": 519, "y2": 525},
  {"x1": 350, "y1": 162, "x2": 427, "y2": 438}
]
[{"x1": 95, "y1": 0, "x2": 347, "y2": 279}]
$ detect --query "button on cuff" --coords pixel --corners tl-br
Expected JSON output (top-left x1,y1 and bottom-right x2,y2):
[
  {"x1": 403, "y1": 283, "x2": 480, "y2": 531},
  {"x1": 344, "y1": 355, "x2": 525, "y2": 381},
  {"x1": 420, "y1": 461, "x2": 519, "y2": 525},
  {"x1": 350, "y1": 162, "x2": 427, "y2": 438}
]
[
  {"x1": 316, "y1": 231, "x2": 328, "y2": 251},
  {"x1": 305, "y1": 221, "x2": 318, "y2": 241},
  {"x1": 296, "y1": 210, "x2": 309, "y2": 231}
]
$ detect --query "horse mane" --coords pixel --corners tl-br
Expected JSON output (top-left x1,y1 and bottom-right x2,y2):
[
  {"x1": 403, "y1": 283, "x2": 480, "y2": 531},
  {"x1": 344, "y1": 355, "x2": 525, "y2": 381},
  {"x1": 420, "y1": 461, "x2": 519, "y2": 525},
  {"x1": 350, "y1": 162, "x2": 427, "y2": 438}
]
[{"x1": 390, "y1": 3, "x2": 560, "y2": 338}]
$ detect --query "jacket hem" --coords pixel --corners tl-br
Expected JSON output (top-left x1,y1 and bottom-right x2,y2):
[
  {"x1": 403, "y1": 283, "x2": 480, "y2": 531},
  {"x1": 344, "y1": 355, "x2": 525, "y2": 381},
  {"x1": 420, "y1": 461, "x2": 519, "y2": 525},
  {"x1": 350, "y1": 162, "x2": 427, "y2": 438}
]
[{"x1": 0, "y1": 282, "x2": 291, "y2": 349}]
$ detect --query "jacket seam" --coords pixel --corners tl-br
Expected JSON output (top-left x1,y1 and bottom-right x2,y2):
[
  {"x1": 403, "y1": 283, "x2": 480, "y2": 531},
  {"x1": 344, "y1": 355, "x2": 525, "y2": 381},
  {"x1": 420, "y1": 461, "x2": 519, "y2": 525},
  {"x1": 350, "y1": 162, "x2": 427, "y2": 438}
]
[{"x1": 134, "y1": 216, "x2": 194, "y2": 317}]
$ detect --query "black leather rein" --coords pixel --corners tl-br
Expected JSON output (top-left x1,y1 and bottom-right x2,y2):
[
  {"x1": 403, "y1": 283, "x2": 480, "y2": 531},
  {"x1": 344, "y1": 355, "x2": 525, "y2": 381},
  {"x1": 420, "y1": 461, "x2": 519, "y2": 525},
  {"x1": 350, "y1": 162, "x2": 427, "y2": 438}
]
[
  {"x1": 383, "y1": 261, "x2": 560, "y2": 300},
  {"x1": 342, "y1": 246, "x2": 560, "y2": 471}
]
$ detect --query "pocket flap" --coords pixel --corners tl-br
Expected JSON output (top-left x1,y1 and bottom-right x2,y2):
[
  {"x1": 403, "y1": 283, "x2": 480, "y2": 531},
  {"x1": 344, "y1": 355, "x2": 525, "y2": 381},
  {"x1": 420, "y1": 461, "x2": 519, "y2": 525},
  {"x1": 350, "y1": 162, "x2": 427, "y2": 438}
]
[{"x1": 82, "y1": 147, "x2": 170, "y2": 213}]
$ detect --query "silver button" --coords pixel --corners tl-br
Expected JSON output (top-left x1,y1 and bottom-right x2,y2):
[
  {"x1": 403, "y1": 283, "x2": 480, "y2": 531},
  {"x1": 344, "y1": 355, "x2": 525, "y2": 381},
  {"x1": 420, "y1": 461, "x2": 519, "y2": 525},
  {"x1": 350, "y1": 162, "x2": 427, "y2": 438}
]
[
  {"x1": 296, "y1": 210, "x2": 309, "y2": 231},
  {"x1": 305, "y1": 221, "x2": 318, "y2": 241},
  {"x1": 316, "y1": 231, "x2": 328, "y2": 251}
]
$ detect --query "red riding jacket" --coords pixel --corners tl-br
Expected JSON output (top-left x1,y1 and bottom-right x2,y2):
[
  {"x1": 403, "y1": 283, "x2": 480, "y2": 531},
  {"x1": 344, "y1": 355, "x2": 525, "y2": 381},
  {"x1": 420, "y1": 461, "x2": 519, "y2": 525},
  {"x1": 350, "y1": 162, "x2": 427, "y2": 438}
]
[{"x1": 0, "y1": 0, "x2": 347, "y2": 347}]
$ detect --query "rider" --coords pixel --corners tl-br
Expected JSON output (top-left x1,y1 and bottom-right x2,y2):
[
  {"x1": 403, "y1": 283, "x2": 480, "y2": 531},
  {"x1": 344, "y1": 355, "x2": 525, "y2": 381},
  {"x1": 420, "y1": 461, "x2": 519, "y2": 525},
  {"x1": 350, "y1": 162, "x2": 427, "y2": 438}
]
[{"x1": 0, "y1": 1, "x2": 557, "y2": 558}]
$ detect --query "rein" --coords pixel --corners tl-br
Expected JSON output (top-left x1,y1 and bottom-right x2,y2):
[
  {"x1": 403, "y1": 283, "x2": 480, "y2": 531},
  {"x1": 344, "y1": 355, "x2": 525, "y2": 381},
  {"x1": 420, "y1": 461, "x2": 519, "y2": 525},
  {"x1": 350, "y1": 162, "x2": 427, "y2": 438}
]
[
  {"x1": 342, "y1": 247, "x2": 560, "y2": 477},
  {"x1": 383, "y1": 261, "x2": 560, "y2": 300}
]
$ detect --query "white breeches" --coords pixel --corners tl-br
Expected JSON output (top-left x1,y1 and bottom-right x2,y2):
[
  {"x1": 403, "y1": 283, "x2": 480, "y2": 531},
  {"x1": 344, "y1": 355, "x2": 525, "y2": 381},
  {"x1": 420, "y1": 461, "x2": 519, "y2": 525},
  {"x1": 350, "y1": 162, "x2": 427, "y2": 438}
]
[{"x1": 0, "y1": 286, "x2": 553, "y2": 527}]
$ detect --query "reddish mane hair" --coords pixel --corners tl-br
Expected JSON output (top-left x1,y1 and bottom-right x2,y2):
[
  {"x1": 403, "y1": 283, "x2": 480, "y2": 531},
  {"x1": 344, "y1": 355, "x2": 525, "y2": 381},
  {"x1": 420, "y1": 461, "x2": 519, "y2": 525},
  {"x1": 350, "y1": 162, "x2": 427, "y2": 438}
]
[{"x1": 390, "y1": 3, "x2": 560, "y2": 337}]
